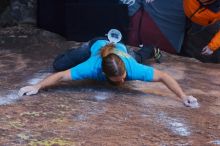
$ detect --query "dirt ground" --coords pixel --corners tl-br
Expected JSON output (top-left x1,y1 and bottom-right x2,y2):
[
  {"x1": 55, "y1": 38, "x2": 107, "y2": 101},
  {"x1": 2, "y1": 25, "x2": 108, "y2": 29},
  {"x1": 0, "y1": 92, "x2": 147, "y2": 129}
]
[{"x1": 0, "y1": 25, "x2": 220, "y2": 146}]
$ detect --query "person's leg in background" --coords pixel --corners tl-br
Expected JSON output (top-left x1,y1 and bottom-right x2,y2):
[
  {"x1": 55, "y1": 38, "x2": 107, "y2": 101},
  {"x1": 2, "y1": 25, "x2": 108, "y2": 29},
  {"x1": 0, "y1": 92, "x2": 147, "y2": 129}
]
[
  {"x1": 181, "y1": 20, "x2": 220, "y2": 63},
  {"x1": 214, "y1": 49, "x2": 220, "y2": 63},
  {"x1": 212, "y1": 21, "x2": 220, "y2": 63}
]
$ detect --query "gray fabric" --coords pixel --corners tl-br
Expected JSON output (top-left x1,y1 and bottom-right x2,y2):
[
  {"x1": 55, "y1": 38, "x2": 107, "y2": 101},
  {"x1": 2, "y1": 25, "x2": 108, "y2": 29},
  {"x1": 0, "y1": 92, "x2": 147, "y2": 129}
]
[
  {"x1": 143, "y1": 0, "x2": 186, "y2": 53},
  {"x1": 127, "y1": 0, "x2": 142, "y2": 16},
  {"x1": 181, "y1": 21, "x2": 220, "y2": 63},
  {"x1": 127, "y1": 0, "x2": 186, "y2": 53}
]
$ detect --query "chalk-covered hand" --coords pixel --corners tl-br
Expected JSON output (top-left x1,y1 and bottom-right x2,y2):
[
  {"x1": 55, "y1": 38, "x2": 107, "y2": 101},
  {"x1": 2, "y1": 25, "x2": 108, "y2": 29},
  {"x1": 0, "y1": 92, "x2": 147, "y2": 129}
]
[
  {"x1": 183, "y1": 96, "x2": 199, "y2": 108},
  {"x1": 201, "y1": 45, "x2": 213, "y2": 55},
  {"x1": 18, "y1": 85, "x2": 40, "y2": 96}
]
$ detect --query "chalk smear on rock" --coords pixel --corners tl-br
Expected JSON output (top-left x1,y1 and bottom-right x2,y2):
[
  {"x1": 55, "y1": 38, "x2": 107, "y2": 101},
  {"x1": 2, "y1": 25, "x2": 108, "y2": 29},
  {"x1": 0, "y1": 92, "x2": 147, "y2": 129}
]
[
  {"x1": 0, "y1": 91, "x2": 20, "y2": 105},
  {"x1": 94, "y1": 91, "x2": 109, "y2": 101},
  {"x1": 208, "y1": 140, "x2": 220, "y2": 145},
  {"x1": 156, "y1": 112, "x2": 191, "y2": 137}
]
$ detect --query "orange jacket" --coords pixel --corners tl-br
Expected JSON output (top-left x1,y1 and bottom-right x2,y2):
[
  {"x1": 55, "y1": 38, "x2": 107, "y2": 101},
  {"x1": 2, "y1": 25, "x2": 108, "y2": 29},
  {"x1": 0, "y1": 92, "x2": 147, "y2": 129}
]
[{"x1": 183, "y1": 0, "x2": 220, "y2": 51}]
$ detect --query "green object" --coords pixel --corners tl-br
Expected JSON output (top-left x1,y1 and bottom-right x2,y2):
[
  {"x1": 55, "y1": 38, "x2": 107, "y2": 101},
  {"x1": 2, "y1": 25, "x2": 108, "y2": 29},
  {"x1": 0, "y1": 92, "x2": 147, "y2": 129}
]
[{"x1": 154, "y1": 47, "x2": 162, "y2": 63}]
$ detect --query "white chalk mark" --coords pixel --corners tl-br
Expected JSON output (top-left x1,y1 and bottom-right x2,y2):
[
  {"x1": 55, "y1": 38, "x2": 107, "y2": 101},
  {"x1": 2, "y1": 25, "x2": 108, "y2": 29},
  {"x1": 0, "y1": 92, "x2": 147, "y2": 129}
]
[
  {"x1": 27, "y1": 73, "x2": 51, "y2": 85},
  {"x1": 120, "y1": 0, "x2": 135, "y2": 6},
  {"x1": 75, "y1": 114, "x2": 87, "y2": 121},
  {"x1": 18, "y1": 35, "x2": 28, "y2": 38},
  {"x1": 189, "y1": 101, "x2": 199, "y2": 109},
  {"x1": 0, "y1": 72, "x2": 51, "y2": 106},
  {"x1": 175, "y1": 143, "x2": 190, "y2": 146},
  {"x1": 208, "y1": 140, "x2": 220, "y2": 145},
  {"x1": 94, "y1": 92, "x2": 109, "y2": 101},
  {"x1": 0, "y1": 91, "x2": 20, "y2": 105},
  {"x1": 145, "y1": 0, "x2": 154, "y2": 3},
  {"x1": 156, "y1": 112, "x2": 191, "y2": 136},
  {"x1": 80, "y1": 89, "x2": 110, "y2": 101}
]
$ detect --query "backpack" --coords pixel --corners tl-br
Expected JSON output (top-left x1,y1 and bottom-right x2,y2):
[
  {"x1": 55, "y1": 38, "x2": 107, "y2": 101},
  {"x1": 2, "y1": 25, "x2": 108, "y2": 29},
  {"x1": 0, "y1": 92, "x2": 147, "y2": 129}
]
[
  {"x1": 189, "y1": 0, "x2": 218, "y2": 19},
  {"x1": 198, "y1": 0, "x2": 217, "y2": 5}
]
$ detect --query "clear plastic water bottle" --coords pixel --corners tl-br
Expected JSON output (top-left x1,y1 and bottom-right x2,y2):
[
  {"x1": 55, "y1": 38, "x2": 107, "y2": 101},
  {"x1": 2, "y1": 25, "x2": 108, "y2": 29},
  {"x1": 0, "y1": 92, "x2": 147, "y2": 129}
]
[{"x1": 107, "y1": 29, "x2": 122, "y2": 44}]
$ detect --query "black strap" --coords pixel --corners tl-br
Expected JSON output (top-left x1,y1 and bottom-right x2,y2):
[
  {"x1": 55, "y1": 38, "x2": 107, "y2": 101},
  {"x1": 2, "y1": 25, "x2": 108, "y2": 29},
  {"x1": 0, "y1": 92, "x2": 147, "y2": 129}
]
[
  {"x1": 189, "y1": 0, "x2": 209, "y2": 19},
  {"x1": 197, "y1": 0, "x2": 217, "y2": 5}
]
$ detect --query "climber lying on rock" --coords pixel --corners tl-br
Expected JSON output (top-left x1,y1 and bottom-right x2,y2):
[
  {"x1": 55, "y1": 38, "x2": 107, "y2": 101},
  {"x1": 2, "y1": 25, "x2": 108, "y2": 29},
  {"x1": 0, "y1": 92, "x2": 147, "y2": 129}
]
[{"x1": 18, "y1": 39, "x2": 198, "y2": 108}]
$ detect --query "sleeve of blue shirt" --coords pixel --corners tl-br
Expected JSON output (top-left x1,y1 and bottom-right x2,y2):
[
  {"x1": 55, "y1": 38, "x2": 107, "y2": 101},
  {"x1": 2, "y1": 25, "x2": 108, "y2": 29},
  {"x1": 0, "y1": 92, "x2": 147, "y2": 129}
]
[
  {"x1": 70, "y1": 61, "x2": 93, "y2": 80},
  {"x1": 131, "y1": 63, "x2": 154, "y2": 82}
]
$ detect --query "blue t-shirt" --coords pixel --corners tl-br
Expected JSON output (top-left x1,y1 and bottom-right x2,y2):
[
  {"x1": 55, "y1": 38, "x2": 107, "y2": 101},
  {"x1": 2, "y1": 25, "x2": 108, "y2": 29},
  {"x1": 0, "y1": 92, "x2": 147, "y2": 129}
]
[{"x1": 70, "y1": 40, "x2": 154, "y2": 82}]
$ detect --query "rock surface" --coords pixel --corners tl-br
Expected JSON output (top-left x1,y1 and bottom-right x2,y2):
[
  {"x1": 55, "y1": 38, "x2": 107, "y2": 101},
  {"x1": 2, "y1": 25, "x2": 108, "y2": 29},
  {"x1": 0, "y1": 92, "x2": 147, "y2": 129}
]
[
  {"x1": 0, "y1": 0, "x2": 9, "y2": 15},
  {"x1": 0, "y1": 0, "x2": 36, "y2": 26},
  {"x1": 0, "y1": 25, "x2": 220, "y2": 146}
]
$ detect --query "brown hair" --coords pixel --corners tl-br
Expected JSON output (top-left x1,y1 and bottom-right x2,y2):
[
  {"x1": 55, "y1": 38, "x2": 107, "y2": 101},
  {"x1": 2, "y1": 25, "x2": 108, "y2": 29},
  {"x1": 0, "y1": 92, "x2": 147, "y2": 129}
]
[{"x1": 100, "y1": 43, "x2": 126, "y2": 80}]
